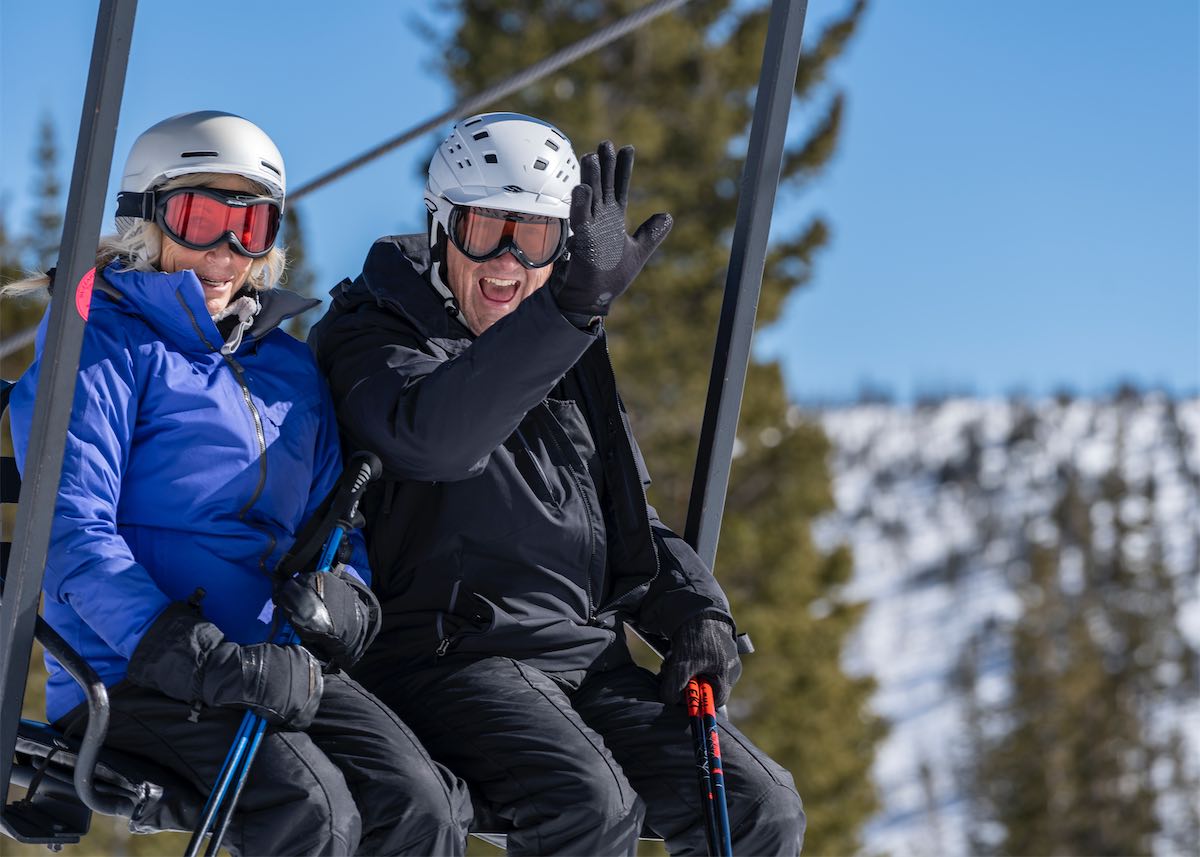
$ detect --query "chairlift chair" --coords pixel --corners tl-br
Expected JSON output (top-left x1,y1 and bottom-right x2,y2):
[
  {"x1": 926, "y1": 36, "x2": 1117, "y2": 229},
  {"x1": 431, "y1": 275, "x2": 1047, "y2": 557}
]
[{"x1": 0, "y1": 0, "x2": 807, "y2": 849}]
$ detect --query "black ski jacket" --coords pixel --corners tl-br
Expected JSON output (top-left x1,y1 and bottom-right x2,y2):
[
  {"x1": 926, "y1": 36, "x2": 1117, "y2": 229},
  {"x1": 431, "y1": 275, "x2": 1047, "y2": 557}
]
[{"x1": 308, "y1": 235, "x2": 731, "y2": 678}]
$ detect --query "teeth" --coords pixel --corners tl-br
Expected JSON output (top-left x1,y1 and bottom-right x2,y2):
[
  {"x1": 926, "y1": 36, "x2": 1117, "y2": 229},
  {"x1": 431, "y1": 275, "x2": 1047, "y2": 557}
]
[{"x1": 481, "y1": 277, "x2": 518, "y2": 287}]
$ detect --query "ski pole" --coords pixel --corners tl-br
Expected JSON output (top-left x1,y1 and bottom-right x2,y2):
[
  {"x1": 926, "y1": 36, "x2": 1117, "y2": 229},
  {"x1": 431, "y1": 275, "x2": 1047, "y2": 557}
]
[
  {"x1": 687, "y1": 678, "x2": 721, "y2": 854},
  {"x1": 202, "y1": 506, "x2": 362, "y2": 857},
  {"x1": 698, "y1": 678, "x2": 733, "y2": 856},
  {"x1": 184, "y1": 452, "x2": 381, "y2": 857},
  {"x1": 183, "y1": 719, "x2": 252, "y2": 857}
]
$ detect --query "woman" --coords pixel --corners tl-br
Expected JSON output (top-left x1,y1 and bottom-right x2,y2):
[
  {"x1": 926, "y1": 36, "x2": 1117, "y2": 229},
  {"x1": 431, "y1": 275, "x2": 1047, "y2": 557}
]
[{"x1": 6, "y1": 111, "x2": 471, "y2": 856}]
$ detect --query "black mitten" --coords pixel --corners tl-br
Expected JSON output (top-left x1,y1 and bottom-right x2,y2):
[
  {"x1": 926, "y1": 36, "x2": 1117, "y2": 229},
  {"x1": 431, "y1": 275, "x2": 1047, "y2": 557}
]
[
  {"x1": 127, "y1": 602, "x2": 323, "y2": 729},
  {"x1": 657, "y1": 616, "x2": 743, "y2": 709},
  {"x1": 274, "y1": 565, "x2": 381, "y2": 669},
  {"x1": 553, "y1": 141, "x2": 673, "y2": 318}
]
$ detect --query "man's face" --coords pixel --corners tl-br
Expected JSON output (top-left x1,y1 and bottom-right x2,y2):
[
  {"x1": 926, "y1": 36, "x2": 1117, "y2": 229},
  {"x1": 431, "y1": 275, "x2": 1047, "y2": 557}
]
[{"x1": 445, "y1": 240, "x2": 555, "y2": 335}]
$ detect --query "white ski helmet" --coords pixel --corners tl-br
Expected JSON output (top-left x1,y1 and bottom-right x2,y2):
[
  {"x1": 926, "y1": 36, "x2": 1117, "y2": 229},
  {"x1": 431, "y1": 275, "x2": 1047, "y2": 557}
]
[
  {"x1": 119, "y1": 110, "x2": 286, "y2": 202},
  {"x1": 424, "y1": 112, "x2": 578, "y2": 318}
]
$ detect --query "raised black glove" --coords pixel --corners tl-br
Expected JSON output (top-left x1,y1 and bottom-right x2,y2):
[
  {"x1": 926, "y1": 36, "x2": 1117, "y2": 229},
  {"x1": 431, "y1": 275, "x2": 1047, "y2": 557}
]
[
  {"x1": 127, "y1": 602, "x2": 323, "y2": 729},
  {"x1": 274, "y1": 565, "x2": 381, "y2": 669},
  {"x1": 658, "y1": 615, "x2": 743, "y2": 709},
  {"x1": 553, "y1": 140, "x2": 673, "y2": 318}
]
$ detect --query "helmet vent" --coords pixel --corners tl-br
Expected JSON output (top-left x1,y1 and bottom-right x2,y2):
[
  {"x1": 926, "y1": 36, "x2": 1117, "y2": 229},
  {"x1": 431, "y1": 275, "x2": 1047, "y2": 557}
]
[
  {"x1": 545, "y1": 139, "x2": 560, "y2": 151},
  {"x1": 472, "y1": 131, "x2": 491, "y2": 141},
  {"x1": 484, "y1": 153, "x2": 499, "y2": 164},
  {"x1": 464, "y1": 158, "x2": 472, "y2": 167},
  {"x1": 180, "y1": 150, "x2": 219, "y2": 158},
  {"x1": 464, "y1": 117, "x2": 484, "y2": 127},
  {"x1": 260, "y1": 160, "x2": 282, "y2": 176},
  {"x1": 533, "y1": 158, "x2": 549, "y2": 171}
]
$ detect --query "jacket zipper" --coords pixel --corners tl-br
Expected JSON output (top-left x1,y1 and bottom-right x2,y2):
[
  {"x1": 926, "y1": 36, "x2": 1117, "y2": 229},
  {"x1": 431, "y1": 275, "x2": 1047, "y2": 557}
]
[
  {"x1": 435, "y1": 580, "x2": 462, "y2": 656},
  {"x1": 222, "y1": 352, "x2": 275, "y2": 570},
  {"x1": 175, "y1": 292, "x2": 276, "y2": 571},
  {"x1": 601, "y1": 339, "x2": 660, "y2": 612},
  {"x1": 537, "y1": 404, "x2": 598, "y2": 624}
]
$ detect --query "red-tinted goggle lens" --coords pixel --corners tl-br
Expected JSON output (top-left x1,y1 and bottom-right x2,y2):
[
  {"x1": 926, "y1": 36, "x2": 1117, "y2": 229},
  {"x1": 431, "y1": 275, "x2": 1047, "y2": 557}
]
[
  {"x1": 449, "y1": 206, "x2": 566, "y2": 269},
  {"x1": 160, "y1": 188, "x2": 281, "y2": 257}
]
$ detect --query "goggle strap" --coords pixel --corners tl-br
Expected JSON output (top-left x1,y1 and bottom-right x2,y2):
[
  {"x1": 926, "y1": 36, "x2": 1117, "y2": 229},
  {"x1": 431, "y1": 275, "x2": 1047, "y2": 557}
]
[{"x1": 115, "y1": 191, "x2": 157, "y2": 221}]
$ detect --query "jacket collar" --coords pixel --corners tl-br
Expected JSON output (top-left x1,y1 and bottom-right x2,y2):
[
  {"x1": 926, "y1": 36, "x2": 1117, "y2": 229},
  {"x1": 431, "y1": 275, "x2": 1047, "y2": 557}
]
[
  {"x1": 100, "y1": 262, "x2": 319, "y2": 355},
  {"x1": 328, "y1": 235, "x2": 473, "y2": 349}
]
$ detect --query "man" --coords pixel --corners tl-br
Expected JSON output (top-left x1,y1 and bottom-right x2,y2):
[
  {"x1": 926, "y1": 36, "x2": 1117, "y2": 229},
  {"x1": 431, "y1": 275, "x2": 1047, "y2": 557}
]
[{"x1": 310, "y1": 112, "x2": 803, "y2": 855}]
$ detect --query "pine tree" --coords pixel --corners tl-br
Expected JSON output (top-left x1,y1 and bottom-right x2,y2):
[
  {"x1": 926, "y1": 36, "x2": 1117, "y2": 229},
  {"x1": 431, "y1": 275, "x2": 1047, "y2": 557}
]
[
  {"x1": 962, "y1": 400, "x2": 1198, "y2": 855},
  {"x1": 281, "y1": 204, "x2": 319, "y2": 339},
  {"x1": 27, "y1": 114, "x2": 64, "y2": 272},
  {"x1": 443, "y1": 2, "x2": 881, "y2": 852},
  {"x1": 1, "y1": 197, "x2": 49, "y2": 381},
  {"x1": 1, "y1": 115, "x2": 61, "y2": 379}
]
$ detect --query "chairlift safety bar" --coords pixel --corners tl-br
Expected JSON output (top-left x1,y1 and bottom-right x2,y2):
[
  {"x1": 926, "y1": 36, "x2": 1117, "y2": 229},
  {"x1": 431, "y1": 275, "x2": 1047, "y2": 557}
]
[
  {"x1": 684, "y1": 0, "x2": 810, "y2": 569},
  {"x1": 0, "y1": 0, "x2": 138, "y2": 809}
]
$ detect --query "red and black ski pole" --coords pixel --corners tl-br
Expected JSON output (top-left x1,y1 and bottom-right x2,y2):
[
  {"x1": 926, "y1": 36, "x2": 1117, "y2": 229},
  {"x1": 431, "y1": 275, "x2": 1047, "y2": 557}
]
[
  {"x1": 688, "y1": 677, "x2": 733, "y2": 856},
  {"x1": 687, "y1": 678, "x2": 721, "y2": 854}
]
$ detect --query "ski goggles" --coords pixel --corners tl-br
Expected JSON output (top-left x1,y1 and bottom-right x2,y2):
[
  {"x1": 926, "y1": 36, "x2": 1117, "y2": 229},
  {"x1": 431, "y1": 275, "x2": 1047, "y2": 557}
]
[
  {"x1": 116, "y1": 186, "x2": 282, "y2": 258},
  {"x1": 447, "y1": 205, "x2": 568, "y2": 269}
]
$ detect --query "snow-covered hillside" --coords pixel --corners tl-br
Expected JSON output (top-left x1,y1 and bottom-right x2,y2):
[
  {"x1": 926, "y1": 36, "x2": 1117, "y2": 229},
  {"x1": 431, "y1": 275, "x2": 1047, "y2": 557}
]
[{"x1": 810, "y1": 393, "x2": 1200, "y2": 855}]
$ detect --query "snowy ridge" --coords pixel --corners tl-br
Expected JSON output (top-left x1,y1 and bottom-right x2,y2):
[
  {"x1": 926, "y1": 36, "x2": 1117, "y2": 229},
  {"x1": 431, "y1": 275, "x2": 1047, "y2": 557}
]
[{"x1": 808, "y1": 393, "x2": 1200, "y2": 856}]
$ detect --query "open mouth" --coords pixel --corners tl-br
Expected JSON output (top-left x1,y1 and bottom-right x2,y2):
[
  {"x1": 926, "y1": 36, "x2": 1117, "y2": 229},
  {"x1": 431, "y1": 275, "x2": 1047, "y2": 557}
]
[
  {"x1": 198, "y1": 275, "x2": 233, "y2": 291},
  {"x1": 479, "y1": 276, "x2": 519, "y2": 304}
]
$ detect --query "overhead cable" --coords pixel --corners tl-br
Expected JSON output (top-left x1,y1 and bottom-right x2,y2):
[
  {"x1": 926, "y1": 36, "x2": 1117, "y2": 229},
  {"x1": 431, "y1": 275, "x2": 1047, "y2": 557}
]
[
  {"x1": 0, "y1": 0, "x2": 691, "y2": 361},
  {"x1": 290, "y1": 0, "x2": 691, "y2": 201}
]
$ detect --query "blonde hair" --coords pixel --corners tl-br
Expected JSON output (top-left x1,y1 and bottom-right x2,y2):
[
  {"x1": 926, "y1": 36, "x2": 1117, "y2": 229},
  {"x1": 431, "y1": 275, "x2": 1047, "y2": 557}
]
[{"x1": 2, "y1": 172, "x2": 286, "y2": 299}]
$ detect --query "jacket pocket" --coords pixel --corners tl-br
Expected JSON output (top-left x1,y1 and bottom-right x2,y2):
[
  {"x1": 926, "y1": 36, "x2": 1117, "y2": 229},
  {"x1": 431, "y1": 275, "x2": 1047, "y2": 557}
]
[
  {"x1": 511, "y1": 425, "x2": 561, "y2": 508},
  {"x1": 434, "y1": 583, "x2": 496, "y2": 657}
]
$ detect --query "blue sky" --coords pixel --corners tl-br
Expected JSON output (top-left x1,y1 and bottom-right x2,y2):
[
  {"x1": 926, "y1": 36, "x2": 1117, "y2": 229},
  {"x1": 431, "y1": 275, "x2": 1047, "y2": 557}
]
[{"x1": 2, "y1": 1, "x2": 1196, "y2": 401}]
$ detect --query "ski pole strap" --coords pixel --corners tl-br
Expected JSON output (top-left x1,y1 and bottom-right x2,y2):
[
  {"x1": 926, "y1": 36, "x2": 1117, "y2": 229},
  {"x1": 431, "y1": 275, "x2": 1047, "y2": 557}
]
[{"x1": 274, "y1": 451, "x2": 382, "y2": 580}]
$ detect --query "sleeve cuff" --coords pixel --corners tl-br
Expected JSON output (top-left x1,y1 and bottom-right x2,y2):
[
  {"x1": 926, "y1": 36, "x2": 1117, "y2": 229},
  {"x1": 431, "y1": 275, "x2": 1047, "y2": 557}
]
[{"x1": 560, "y1": 310, "x2": 603, "y2": 332}]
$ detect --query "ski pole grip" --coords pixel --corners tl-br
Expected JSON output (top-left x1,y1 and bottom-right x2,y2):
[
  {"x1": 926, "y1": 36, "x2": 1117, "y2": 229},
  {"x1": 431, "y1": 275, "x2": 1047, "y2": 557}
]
[
  {"x1": 699, "y1": 678, "x2": 718, "y2": 717},
  {"x1": 686, "y1": 677, "x2": 703, "y2": 717},
  {"x1": 346, "y1": 451, "x2": 382, "y2": 497}
]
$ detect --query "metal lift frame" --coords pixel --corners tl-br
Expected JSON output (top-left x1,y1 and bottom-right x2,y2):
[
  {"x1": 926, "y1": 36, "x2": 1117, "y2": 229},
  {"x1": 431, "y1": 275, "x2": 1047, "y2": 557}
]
[
  {"x1": 0, "y1": 0, "x2": 808, "y2": 835},
  {"x1": 0, "y1": 0, "x2": 138, "y2": 816}
]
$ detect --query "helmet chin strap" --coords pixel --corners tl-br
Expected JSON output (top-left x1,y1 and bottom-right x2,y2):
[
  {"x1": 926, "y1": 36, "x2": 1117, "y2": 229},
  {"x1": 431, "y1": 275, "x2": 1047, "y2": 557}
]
[{"x1": 427, "y1": 215, "x2": 469, "y2": 329}]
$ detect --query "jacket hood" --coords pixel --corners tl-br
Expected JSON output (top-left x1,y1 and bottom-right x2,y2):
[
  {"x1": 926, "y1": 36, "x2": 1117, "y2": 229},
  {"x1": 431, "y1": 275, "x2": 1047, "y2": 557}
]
[
  {"x1": 322, "y1": 234, "x2": 473, "y2": 346},
  {"x1": 98, "y1": 262, "x2": 319, "y2": 354}
]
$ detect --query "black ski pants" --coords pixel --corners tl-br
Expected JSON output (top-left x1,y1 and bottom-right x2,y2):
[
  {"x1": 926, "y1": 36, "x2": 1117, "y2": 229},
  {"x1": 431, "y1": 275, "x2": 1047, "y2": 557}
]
[
  {"x1": 366, "y1": 655, "x2": 804, "y2": 856},
  {"x1": 62, "y1": 671, "x2": 473, "y2": 855}
]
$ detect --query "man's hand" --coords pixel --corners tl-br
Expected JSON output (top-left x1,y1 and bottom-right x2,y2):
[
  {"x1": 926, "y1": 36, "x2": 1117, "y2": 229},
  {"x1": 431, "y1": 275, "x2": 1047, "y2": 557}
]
[
  {"x1": 658, "y1": 616, "x2": 743, "y2": 709},
  {"x1": 553, "y1": 140, "x2": 673, "y2": 318}
]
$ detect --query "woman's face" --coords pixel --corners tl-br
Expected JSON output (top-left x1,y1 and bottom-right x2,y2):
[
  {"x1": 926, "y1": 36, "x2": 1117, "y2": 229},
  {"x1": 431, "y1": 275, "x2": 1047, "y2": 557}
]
[{"x1": 159, "y1": 174, "x2": 258, "y2": 315}]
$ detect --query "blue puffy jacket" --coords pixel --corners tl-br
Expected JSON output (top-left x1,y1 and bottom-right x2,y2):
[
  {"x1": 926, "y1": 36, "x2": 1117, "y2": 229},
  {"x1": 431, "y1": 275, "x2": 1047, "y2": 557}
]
[{"x1": 10, "y1": 262, "x2": 359, "y2": 722}]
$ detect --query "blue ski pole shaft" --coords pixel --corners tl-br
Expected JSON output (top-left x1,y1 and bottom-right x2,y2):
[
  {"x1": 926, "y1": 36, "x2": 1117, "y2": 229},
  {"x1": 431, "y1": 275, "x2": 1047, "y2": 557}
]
[
  {"x1": 183, "y1": 718, "x2": 254, "y2": 857},
  {"x1": 204, "y1": 715, "x2": 268, "y2": 856}
]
